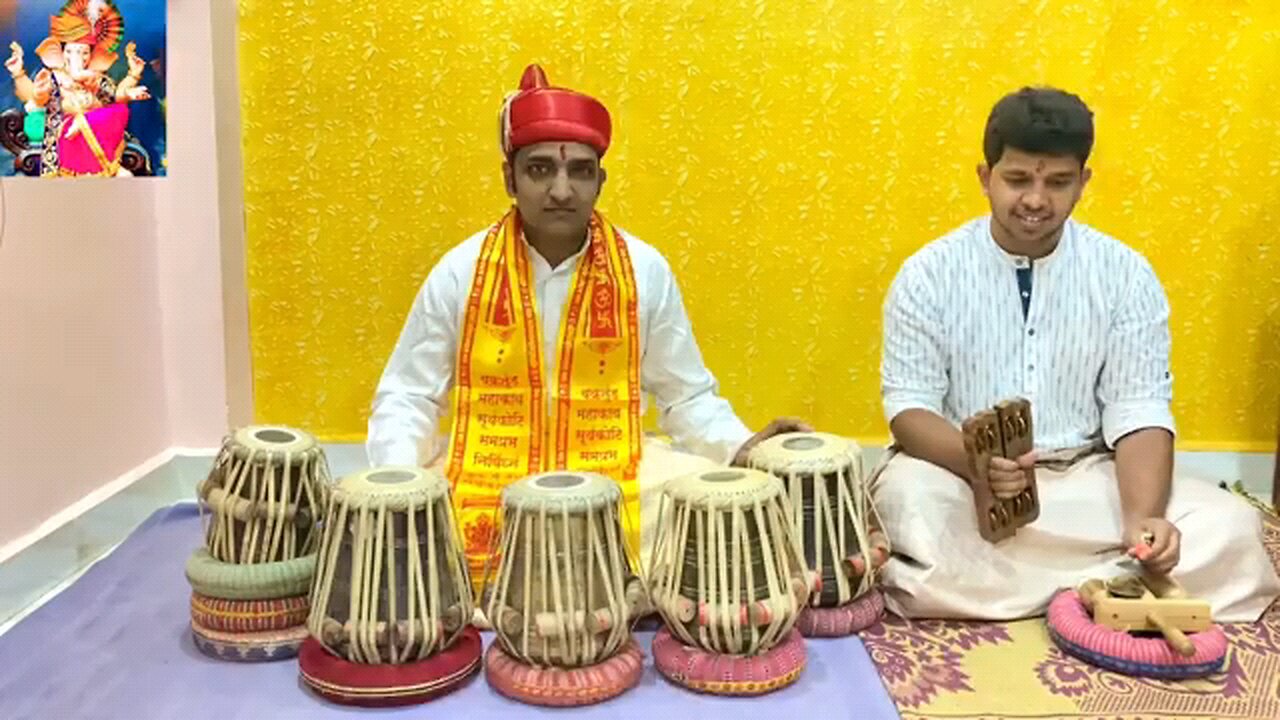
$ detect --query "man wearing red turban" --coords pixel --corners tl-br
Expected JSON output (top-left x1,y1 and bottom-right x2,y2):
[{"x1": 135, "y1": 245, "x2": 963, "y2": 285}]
[{"x1": 368, "y1": 64, "x2": 807, "y2": 588}]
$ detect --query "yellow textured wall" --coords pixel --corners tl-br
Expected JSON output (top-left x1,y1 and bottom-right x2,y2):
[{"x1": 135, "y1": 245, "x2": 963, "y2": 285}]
[{"x1": 238, "y1": 0, "x2": 1280, "y2": 450}]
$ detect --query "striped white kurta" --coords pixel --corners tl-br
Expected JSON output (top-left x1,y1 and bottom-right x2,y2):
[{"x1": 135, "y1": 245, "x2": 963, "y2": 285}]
[
  {"x1": 874, "y1": 216, "x2": 1280, "y2": 621},
  {"x1": 881, "y1": 215, "x2": 1175, "y2": 450}
]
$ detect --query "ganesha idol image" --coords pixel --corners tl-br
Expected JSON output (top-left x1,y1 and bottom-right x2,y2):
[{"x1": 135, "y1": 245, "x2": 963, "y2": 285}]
[{"x1": 4, "y1": 0, "x2": 152, "y2": 177}]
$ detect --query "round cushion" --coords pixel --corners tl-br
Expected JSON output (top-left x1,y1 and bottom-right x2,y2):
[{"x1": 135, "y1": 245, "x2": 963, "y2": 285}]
[
  {"x1": 189, "y1": 592, "x2": 309, "y2": 633},
  {"x1": 485, "y1": 639, "x2": 644, "y2": 706},
  {"x1": 796, "y1": 588, "x2": 885, "y2": 637},
  {"x1": 298, "y1": 626, "x2": 482, "y2": 707},
  {"x1": 652, "y1": 625, "x2": 806, "y2": 696},
  {"x1": 191, "y1": 621, "x2": 308, "y2": 662},
  {"x1": 1046, "y1": 589, "x2": 1228, "y2": 678},
  {"x1": 184, "y1": 547, "x2": 315, "y2": 600}
]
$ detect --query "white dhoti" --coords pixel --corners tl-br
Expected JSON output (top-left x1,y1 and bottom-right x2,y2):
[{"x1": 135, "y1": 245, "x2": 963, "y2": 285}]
[
  {"x1": 636, "y1": 435, "x2": 723, "y2": 570},
  {"x1": 873, "y1": 452, "x2": 1280, "y2": 623}
]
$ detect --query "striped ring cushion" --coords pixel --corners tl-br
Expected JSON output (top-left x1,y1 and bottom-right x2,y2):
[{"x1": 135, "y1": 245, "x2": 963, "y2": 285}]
[
  {"x1": 298, "y1": 626, "x2": 482, "y2": 708},
  {"x1": 652, "y1": 626, "x2": 806, "y2": 696},
  {"x1": 190, "y1": 621, "x2": 308, "y2": 663},
  {"x1": 796, "y1": 588, "x2": 885, "y2": 637},
  {"x1": 189, "y1": 593, "x2": 309, "y2": 632},
  {"x1": 1045, "y1": 589, "x2": 1228, "y2": 678},
  {"x1": 485, "y1": 639, "x2": 644, "y2": 707},
  {"x1": 184, "y1": 548, "x2": 315, "y2": 600}
]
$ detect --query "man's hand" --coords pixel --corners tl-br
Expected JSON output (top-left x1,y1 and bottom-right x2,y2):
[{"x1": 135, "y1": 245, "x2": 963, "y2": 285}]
[
  {"x1": 731, "y1": 417, "x2": 815, "y2": 467},
  {"x1": 988, "y1": 450, "x2": 1035, "y2": 498},
  {"x1": 1123, "y1": 518, "x2": 1181, "y2": 575}
]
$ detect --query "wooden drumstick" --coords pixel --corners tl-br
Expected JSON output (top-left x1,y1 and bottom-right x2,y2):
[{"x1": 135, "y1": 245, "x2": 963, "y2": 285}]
[{"x1": 1146, "y1": 610, "x2": 1197, "y2": 657}]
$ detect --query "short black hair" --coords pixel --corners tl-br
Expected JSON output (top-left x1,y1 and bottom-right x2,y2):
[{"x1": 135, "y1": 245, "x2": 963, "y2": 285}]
[{"x1": 983, "y1": 87, "x2": 1094, "y2": 167}]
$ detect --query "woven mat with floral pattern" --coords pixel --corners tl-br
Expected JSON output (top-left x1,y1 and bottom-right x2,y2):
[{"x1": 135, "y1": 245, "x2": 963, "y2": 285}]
[{"x1": 862, "y1": 485, "x2": 1280, "y2": 720}]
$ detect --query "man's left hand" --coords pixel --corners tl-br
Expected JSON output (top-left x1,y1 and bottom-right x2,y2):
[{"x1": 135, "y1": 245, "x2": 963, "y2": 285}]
[
  {"x1": 1123, "y1": 518, "x2": 1181, "y2": 575},
  {"x1": 731, "y1": 417, "x2": 815, "y2": 467}
]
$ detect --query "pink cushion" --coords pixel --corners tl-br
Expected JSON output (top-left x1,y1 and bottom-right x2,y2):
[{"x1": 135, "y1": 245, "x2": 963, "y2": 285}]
[
  {"x1": 652, "y1": 626, "x2": 806, "y2": 696},
  {"x1": 1045, "y1": 589, "x2": 1228, "y2": 678},
  {"x1": 796, "y1": 589, "x2": 885, "y2": 637},
  {"x1": 485, "y1": 639, "x2": 644, "y2": 706}
]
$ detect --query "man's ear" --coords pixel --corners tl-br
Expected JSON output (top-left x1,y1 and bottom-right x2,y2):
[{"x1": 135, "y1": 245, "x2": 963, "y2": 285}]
[
  {"x1": 977, "y1": 163, "x2": 992, "y2": 198},
  {"x1": 502, "y1": 160, "x2": 516, "y2": 197}
]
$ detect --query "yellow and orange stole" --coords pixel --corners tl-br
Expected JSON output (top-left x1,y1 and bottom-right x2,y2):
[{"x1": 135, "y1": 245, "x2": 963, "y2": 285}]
[{"x1": 446, "y1": 209, "x2": 642, "y2": 589}]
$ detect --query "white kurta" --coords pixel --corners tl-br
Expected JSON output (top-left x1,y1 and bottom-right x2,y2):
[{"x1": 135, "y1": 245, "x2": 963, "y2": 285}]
[
  {"x1": 875, "y1": 215, "x2": 1280, "y2": 622},
  {"x1": 366, "y1": 223, "x2": 750, "y2": 563}
]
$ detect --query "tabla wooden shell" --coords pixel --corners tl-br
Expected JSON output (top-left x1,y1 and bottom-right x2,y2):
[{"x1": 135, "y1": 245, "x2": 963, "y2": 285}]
[
  {"x1": 747, "y1": 432, "x2": 888, "y2": 607},
  {"x1": 307, "y1": 467, "x2": 473, "y2": 665},
  {"x1": 198, "y1": 425, "x2": 332, "y2": 564},
  {"x1": 485, "y1": 471, "x2": 645, "y2": 668},
  {"x1": 649, "y1": 468, "x2": 816, "y2": 656}
]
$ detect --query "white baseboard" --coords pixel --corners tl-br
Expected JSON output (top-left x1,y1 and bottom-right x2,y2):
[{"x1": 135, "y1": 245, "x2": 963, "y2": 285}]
[{"x1": 0, "y1": 446, "x2": 219, "y2": 565}]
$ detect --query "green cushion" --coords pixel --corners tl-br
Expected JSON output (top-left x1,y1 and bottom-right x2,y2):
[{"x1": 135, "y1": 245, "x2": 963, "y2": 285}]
[{"x1": 185, "y1": 547, "x2": 315, "y2": 600}]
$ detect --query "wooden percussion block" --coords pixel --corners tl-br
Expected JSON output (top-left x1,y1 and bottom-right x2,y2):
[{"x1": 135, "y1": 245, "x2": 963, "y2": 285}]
[
  {"x1": 994, "y1": 398, "x2": 1040, "y2": 528},
  {"x1": 963, "y1": 397, "x2": 1039, "y2": 543},
  {"x1": 1078, "y1": 575, "x2": 1212, "y2": 657},
  {"x1": 962, "y1": 409, "x2": 1010, "y2": 543}
]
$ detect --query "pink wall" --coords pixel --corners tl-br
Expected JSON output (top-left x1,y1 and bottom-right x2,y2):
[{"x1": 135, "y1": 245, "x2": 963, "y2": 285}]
[
  {"x1": 0, "y1": 179, "x2": 170, "y2": 546},
  {"x1": 0, "y1": 1, "x2": 245, "y2": 551},
  {"x1": 155, "y1": 0, "x2": 234, "y2": 448}
]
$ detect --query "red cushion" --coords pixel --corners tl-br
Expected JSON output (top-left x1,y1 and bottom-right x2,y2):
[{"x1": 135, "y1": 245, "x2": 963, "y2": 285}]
[
  {"x1": 298, "y1": 626, "x2": 482, "y2": 707},
  {"x1": 795, "y1": 589, "x2": 885, "y2": 637},
  {"x1": 652, "y1": 626, "x2": 806, "y2": 696},
  {"x1": 485, "y1": 639, "x2": 644, "y2": 707}
]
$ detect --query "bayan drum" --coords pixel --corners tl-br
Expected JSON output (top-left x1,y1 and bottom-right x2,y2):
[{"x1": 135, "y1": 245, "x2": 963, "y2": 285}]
[
  {"x1": 186, "y1": 425, "x2": 332, "y2": 662},
  {"x1": 198, "y1": 425, "x2": 330, "y2": 565}
]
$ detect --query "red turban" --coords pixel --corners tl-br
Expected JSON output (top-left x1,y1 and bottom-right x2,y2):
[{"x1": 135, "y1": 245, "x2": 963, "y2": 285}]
[{"x1": 500, "y1": 64, "x2": 611, "y2": 157}]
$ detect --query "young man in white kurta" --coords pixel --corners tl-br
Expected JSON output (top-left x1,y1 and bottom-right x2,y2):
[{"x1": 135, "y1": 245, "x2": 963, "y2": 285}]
[{"x1": 875, "y1": 87, "x2": 1280, "y2": 622}]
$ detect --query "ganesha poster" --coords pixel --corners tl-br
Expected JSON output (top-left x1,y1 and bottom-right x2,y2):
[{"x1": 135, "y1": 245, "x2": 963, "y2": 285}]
[{"x1": 0, "y1": 0, "x2": 165, "y2": 177}]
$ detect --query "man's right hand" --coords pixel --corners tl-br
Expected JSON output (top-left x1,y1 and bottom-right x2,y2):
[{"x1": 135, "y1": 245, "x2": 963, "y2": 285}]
[{"x1": 988, "y1": 450, "x2": 1035, "y2": 498}]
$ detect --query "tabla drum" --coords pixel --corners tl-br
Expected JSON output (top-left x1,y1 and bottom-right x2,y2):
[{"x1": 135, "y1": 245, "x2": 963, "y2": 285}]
[
  {"x1": 198, "y1": 425, "x2": 330, "y2": 564},
  {"x1": 748, "y1": 432, "x2": 888, "y2": 636},
  {"x1": 186, "y1": 424, "x2": 333, "y2": 662},
  {"x1": 483, "y1": 471, "x2": 646, "y2": 706},
  {"x1": 648, "y1": 468, "x2": 815, "y2": 695},
  {"x1": 298, "y1": 466, "x2": 481, "y2": 707}
]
